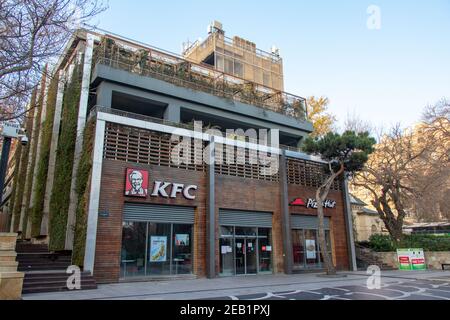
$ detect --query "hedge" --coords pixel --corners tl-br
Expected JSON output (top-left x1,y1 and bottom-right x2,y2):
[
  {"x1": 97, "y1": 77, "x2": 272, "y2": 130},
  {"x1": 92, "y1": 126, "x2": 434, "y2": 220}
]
[
  {"x1": 30, "y1": 72, "x2": 59, "y2": 237},
  {"x1": 49, "y1": 63, "x2": 83, "y2": 251},
  {"x1": 72, "y1": 120, "x2": 95, "y2": 266},
  {"x1": 11, "y1": 91, "x2": 37, "y2": 232},
  {"x1": 368, "y1": 234, "x2": 450, "y2": 252}
]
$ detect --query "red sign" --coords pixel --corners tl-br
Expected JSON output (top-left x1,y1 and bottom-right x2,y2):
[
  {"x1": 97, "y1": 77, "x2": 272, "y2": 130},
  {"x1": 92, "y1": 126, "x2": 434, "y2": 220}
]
[
  {"x1": 290, "y1": 198, "x2": 306, "y2": 206},
  {"x1": 125, "y1": 168, "x2": 149, "y2": 197}
]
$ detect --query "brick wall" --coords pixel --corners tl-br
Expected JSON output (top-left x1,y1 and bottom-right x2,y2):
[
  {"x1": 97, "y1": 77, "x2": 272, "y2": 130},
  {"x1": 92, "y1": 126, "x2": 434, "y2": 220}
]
[{"x1": 94, "y1": 159, "x2": 350, "y2": 283}]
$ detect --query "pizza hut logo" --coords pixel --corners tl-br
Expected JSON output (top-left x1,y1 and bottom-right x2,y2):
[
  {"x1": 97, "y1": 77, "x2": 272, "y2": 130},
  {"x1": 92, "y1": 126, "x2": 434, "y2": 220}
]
[{"x1": 290, "y1": 198, "x2": 336, "y2": 209}]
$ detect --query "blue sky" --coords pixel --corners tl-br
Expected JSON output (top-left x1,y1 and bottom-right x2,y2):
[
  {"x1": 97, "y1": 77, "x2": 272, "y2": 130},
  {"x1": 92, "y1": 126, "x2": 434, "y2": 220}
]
[{"x1": 91, "y1": 0, "x2": 450, "y2": 130}]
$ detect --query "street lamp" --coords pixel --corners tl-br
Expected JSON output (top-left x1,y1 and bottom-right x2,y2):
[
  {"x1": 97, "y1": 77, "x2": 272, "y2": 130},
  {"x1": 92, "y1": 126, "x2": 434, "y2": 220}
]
[{"x1": 0, "y1": 122, "x2": 28, "y2": 205}]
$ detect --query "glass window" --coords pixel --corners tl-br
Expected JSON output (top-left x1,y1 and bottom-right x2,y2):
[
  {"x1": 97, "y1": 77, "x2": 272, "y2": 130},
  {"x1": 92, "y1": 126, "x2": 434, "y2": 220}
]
[
  {"x1": 147, "y1": 223, "x2": 172, "y2": 276},
  {"x1": 304, "y1": 229, "x2": 320, "y2": 268},
  {"x1": 172, "y1": 224, "x2": 193, "y2": 275},
  {"x1": 121, "y1": 221, "x2": 146, "y2": 278},
  {"x1": 234, "y1": 61, "x2": 243, "y2": 78},
  {"x1": 292, "y1": 229, "x2": 305, "y2": 270},
  {"x1": 224, "y1": 57, "x2": 234, "y2": 74},
  {"x1": 258, "y1": 228, "x2": 272, "y2": 272},
  {"x1": 235, "y1": 227, "x2": 257, "y2": 236}
]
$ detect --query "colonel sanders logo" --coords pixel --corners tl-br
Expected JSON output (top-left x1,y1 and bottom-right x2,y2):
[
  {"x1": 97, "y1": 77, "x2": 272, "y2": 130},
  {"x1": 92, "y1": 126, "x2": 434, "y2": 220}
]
[{"x1": 125, "y1": 169, "x2": 148, "y2": 197}]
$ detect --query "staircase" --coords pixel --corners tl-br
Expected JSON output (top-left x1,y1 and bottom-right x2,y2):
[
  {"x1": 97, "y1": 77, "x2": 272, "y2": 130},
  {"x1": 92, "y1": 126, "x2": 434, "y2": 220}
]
[
  {"x1": 355, "y1": 244, "x2": 397, "y2": 271},
  {"x1": 16, "y1": 241, "x2": 97, "y2": 294}
]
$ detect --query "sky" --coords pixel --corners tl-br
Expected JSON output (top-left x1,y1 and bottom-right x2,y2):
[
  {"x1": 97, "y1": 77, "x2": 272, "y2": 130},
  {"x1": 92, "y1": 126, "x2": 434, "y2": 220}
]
[{"x1": 90, "y1": 0, "x2": 450, "y2": 130}]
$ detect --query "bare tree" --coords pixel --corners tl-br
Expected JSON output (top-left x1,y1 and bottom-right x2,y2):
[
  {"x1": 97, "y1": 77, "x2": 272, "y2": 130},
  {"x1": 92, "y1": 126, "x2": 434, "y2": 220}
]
[
  {"x1": 353, "y1": 119, "x2": 449, "y2": 240},
  {"x1": 0, "y1": 0, "x2": 107, "y2": 122},
  {"x1": 343, "y1": 111, "x2": 374, "y2": 135}
]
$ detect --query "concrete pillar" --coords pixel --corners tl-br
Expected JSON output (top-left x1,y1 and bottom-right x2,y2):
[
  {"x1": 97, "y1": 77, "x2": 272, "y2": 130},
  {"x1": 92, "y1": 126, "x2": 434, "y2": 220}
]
[
  {"x1": 206, "y1": 136, "x2": 216, "y2": 278},
  {"x1": 96, "y1": 82, "x2": 112, "y2": 108},
  {"x1": 83, "y1": 119, "x2": 105, "y2": 273},
  {"x1": 18, "y1": 93, "x2": 41, "y2": 234},
  {"x1": 279, "y1": 150, "x2": 293, "y2": 274},
  {"x1": 40, "y1": 70, "x2": 67, "y2": 236},
  {"x1": 342, "y1": 178, "x2": 358, "y2": 271},
  {"x1": 163, "y1": 104, "x2": 181, "y2": 123},
  {"x1": 26, "y1": 71, "x2": 50, "y2": 239},
  {"x1": 65, "y1": 34, "x2": 96, "y2": 250}
]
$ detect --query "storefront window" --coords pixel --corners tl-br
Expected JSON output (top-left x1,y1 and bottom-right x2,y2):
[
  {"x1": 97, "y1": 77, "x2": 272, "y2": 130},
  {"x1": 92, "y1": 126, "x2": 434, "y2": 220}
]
[
  {"x1": 120, "y1": 221, "x2": 146, "y2": 278},
  {"x1": 258, "y1": 228, "x2": 272, "y2": 273},
  {"x1": 120, "y1": 222, "x2": 193, "y2": 278},
  {"x1": 292, "y1": 229, "x2": 333, "y2": 270},
  {"x1": 147, "y1": 223, "x2": 172, "y2": 275},
  {"x1": 172, "y1": 224, "x2": 193, "y2": 275}
]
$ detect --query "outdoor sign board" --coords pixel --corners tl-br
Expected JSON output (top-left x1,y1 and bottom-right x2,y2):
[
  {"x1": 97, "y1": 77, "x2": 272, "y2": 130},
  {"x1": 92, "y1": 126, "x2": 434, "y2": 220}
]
[
  {"x1": 1, "y1": 122, "x2": 21, "y2": 138},
  {"x1": 397, "y1": 248, "x2": 426, "y2": 270}
]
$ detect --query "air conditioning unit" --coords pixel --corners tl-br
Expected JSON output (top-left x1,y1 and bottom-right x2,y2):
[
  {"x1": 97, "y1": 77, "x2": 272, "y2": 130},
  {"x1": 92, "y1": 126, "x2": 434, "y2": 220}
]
[{"x1": 271, "y1": 45, "x2": 280, "y2": 56}]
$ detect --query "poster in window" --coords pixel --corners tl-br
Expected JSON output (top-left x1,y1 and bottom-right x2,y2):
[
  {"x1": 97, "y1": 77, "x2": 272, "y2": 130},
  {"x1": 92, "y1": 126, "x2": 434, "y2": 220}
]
[
  {"x1": 125, "y1": 168, "x2": 149, "y2": 197},
  {"x1": 175, "y1": 234, "x2": 189, "y2": 246},
  {"x1": 150, "y1": 236, "x2": 167, "y2": 262},
  {"x1": 306, "y1": 239, "x2": 316, "y2": 259}
]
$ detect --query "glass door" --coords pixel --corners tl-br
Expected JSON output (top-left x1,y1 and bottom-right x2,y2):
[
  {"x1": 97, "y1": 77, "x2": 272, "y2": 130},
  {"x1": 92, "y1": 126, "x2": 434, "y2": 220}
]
[
  {"x1": 245, "y1": 238, "x2": 257, "y2": 274},
  {"x1": 235, "y1": 238, "x2": 245, "y2": 275},
  {"x1": 219, "y1": 237, "x2": 234, "y2": 276}
]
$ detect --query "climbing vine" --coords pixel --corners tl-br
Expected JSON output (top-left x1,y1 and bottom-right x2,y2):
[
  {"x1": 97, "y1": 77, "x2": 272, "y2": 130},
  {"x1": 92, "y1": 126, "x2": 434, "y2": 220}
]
[
  {"x1": 72, "y1": 119, "x2": 95, "y2": 266},
  {"x1": 22, "y1": 79, "x2": 44, "y2": 236},
  {"x1": 11, "y1": 92, "x2": 36, "y2": 232},
  {"x1": 49, "y1": 63, "x2": 83, "y2": 251},
  {"x1": 30, "y1": 72, "x2": 59, "y2": 237}
]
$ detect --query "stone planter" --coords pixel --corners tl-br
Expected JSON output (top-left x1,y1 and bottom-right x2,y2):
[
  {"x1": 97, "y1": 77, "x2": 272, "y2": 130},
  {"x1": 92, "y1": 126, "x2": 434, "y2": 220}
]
[
  {"x1": 0, "y1": 272, "x2": 24, "y2": 300},
  {"x1": 0, "y1": 233, "x2": 18, "y2": 251}
]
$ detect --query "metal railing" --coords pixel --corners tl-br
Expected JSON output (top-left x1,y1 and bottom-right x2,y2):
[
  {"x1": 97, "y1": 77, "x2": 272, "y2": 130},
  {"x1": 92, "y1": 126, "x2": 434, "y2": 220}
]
[{"x1": 93, "y1": 44, "x2": 307, "y2": 121}]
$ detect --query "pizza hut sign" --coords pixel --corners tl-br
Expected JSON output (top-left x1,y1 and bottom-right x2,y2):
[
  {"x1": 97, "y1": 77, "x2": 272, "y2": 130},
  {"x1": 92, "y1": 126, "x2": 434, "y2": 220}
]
[
  {"x1": 290, "y1": 197, "x2": 336, "y2": 209},
  {"x1": 125, "y1": 168, "x2": 197, "y2": 200}
]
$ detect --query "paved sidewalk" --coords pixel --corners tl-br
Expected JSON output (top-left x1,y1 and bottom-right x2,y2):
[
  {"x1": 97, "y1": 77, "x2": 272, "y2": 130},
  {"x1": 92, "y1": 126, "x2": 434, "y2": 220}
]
[{"x1": 21, "y1": 270, "x2": 450, "y2": 300}]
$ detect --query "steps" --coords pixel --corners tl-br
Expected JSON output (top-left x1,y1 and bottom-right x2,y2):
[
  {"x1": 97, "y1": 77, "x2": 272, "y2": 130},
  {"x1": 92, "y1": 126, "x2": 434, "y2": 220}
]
[
  {"x1": 355, "y1": 244, "x2": 397, "y2": 271},
  {"x1": 15, "y1": 242, "x2": 97, "y2": 295},
  {"x1": 22, "y1": 271, "x2": 97, "y2": 294}
]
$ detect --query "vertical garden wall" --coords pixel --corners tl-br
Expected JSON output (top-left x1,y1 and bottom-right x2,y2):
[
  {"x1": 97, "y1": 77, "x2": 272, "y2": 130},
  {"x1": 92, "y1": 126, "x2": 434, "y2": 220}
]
[
  {"x1": 49, "y1": 63, "x2": 83, "y2": 251},
  {"x1": 72, "y1": 119, "x2": 95, "y2": 266},
  {"x1": 22, "y1": 74, "x2": 45, "y2": 235},
  {"x1": 30, "y1": 73, "x2": 60, "y2": 237},
  {"x1": 11, "y1": 91, "x2": 36, "y2": 232}
]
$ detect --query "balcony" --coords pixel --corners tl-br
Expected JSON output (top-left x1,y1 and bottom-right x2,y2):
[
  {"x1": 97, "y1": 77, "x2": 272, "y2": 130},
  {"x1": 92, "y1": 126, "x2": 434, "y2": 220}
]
[{"x1": 92, "y1": 37, "x2": 307, "y2": 121}]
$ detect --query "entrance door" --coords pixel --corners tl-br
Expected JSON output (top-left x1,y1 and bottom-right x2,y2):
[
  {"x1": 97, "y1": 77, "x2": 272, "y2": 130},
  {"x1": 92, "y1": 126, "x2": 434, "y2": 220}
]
[
  {"x1": 245, "y1": 238, "x2": 257, "y2": 274},
  {"x1": 235, "y1": 237, "x2": 257, "y2": 275}
]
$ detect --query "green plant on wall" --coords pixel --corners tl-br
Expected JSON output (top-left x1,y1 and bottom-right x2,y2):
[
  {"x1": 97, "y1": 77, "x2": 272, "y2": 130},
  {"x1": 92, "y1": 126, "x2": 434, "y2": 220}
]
[
  {"x1": 49, "y1": 63, "x2": 83, "y2": 251},
  {"x1": 30, "y1": 72, "x2": 59, "y2": 237},
  {"x1": 22, "y1": 75, "x2": 46, "y2": 235},
  {"x1": 72, "y1": 120, "x2": 95, "y2": 266},
  {"x1": 11, "y1": 92, "x2": 36, "y2": 232}
]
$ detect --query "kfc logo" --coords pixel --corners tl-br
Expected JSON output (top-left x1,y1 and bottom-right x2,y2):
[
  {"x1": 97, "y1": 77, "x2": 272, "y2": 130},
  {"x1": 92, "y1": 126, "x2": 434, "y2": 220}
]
[
  {"x1": 125, "y1": 169, "x2": 149, "y2": 197},
  {"x1": 124, "y1": 168, "x2": 197, "y2": 200}
]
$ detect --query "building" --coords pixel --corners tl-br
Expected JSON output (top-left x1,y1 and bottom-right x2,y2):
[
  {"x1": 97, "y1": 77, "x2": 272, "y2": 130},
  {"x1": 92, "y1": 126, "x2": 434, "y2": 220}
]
[
  {"x1": 3, "y1": 24, "x2": 356, "y2": 283},
  {"x1": 350, "y1": 194, "x2": 385, "y2": 242}
]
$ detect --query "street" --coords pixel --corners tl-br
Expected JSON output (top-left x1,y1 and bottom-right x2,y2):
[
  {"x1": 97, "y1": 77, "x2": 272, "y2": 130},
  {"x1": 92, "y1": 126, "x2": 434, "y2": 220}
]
[{"x1": 21, "y1": 270, "x2": 450, "y2": 300}]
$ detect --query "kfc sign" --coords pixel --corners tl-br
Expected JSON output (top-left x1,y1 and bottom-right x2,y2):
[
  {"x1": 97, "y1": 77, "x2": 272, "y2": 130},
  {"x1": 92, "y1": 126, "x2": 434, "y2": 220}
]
[
  {"x1": 125, "y1": 168, "x2": 197, "y2": 200},
  {"x1": 125, "y1": 169, "x2": 149, "y2": 197},
  {"x1": 290, "y1": 198, "x2": 336, "y2": 209}
]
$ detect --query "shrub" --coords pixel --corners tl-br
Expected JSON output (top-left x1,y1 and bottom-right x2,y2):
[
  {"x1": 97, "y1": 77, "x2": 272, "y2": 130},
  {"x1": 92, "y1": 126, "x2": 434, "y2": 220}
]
[{"x1": 368, "y1": 234, "x2": 450, "y2": 252}]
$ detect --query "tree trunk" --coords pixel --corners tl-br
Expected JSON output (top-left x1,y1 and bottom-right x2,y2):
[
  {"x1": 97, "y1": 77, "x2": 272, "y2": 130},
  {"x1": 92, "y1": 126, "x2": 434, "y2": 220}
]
[{"x1": 315, "y1": 164, "x2": 344, "y2": 275}]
